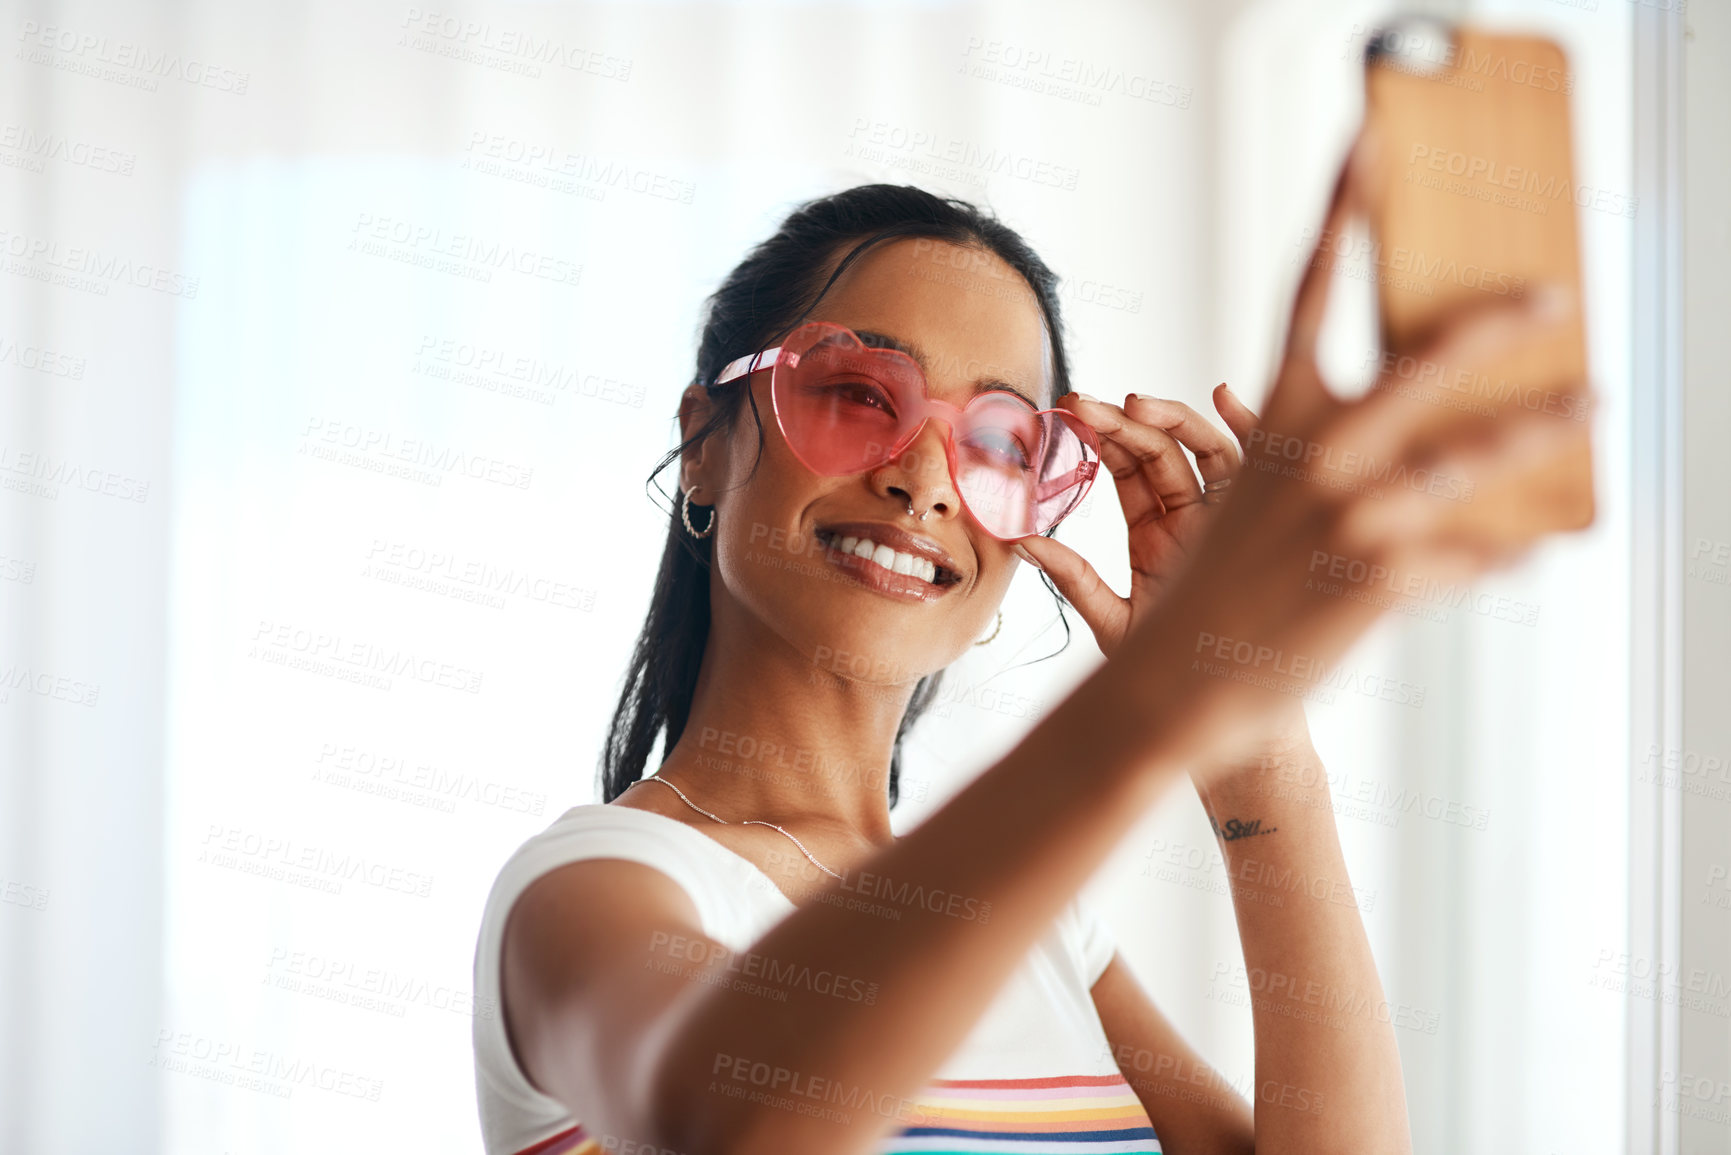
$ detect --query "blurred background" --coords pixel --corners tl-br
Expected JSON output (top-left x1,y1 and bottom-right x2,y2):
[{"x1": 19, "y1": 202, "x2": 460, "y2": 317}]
[{"x1": 0, "y1": 0, "x2": 1724, "y2": 1152}]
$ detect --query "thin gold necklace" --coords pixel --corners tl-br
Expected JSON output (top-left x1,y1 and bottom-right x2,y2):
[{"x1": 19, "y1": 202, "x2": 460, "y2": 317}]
[{"x1": 644, "y1": 774, "x2": 844, "y2": 881}]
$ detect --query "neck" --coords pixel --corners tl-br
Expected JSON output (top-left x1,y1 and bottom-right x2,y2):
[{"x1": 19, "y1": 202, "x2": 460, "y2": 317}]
[{"x1": 652, "y1": 603, "x2": 912, "y2": 850}]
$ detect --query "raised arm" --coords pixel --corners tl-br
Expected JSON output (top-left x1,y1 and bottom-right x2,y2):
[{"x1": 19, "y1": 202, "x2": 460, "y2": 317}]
[{"x1": 1194, "y1": 706, "x2": 1410, "y2": 1153}]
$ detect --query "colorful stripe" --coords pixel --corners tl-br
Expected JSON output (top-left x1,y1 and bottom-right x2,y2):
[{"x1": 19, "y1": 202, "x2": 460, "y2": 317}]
[
  {"x1": 880, "y1": 1073, "x2": 1161, "y2": 1153},
  {"x1": 514, "y1": 1074, "x2": 1160, "y2": 1155},
  {"x1": 513, "y1": 1124, "x2": 596, "y2": 1155}
]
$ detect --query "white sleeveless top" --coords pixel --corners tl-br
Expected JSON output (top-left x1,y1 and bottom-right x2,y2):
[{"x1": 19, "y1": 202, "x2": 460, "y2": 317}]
[{"x1": 471, "y1": 803, "x2": 1163, "y2": 1154}]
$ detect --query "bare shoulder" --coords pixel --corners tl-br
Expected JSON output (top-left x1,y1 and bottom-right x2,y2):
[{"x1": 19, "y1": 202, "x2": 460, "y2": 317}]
[
  {"x1": 505, "y1": 855, "x2": 705, "y2": 992},
  {"x1": 499, "y1": 811, "x2": 713, "y2": 1112},
  {"x1": 506, "y1": 790, "x2": 712, "y2": 979}
]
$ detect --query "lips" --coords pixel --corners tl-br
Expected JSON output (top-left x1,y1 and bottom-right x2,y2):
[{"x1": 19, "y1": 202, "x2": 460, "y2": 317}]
[{"x1": 813, "y1": 521, "x2": 965, "y2": 588}]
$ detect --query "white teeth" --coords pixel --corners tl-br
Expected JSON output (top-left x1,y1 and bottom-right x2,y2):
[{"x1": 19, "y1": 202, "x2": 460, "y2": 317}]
[{"x1": 824, "y1": 532, "x2": 944, "y2": 586}]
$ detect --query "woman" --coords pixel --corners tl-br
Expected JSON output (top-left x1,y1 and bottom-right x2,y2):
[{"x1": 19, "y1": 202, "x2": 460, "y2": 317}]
[{"x1": 472, "y1": 147, "x2": 1582, "y2": 1154}]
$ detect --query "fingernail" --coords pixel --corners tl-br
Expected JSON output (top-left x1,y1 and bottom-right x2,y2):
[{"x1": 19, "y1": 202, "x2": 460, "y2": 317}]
[
  {"x1": 1127, "y1": 392, "x2": 1160, "y2": 404},
  {"x1": 1011, "y1": 543, "x2": 1043, "y2": 570},
  {"x1": 1068, "y1": 392, "x2": 1098, "y2": 403}
]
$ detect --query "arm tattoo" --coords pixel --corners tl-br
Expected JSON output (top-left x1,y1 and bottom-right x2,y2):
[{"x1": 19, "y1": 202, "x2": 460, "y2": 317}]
[{"x1": 1209, "y1": 814, "x2": 1277, "y2": 842}]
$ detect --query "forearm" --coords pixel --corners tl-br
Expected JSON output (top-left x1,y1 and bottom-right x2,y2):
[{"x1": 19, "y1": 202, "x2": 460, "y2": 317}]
[{"x1": 1196, "y1": 720, "x2": 1411, "y2": 1154}]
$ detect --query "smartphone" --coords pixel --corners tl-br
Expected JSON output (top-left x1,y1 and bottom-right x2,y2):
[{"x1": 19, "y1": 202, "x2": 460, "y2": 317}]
[{"x1": 1360, "y1": 19, "x2": 1595, "y2": 545}]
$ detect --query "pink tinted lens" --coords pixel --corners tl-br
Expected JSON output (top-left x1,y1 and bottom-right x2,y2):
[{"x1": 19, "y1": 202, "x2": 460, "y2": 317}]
[
  {"x1": 771, "y1": 324, "x2": 1098, "y2": 538},
  {"x1": 773, "y1": 327, "x2": 924, "y2": 474},
  {"x1": 953, "y1": 395, "x2": 1096, "y2": 538}
]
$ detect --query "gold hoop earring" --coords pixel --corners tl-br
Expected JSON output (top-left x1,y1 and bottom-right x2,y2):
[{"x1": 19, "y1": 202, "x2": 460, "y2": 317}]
[
  {"x1": 973, "y1": 608, "x2": 1003, "y2": 647},
  {"x1": 681, "y1": 490, "x2": 715, "y2": 539}
]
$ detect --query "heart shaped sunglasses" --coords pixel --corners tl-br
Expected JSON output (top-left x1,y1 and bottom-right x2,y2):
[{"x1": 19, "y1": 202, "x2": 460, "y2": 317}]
[{"x1": 714, "y1": 321, "x2": 1101, "y2": 540}]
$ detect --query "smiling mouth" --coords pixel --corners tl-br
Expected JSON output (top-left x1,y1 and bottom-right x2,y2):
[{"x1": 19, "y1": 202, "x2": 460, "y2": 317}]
[{"x1": 814, "y1": 529, "x2": 963, "y2": 588}]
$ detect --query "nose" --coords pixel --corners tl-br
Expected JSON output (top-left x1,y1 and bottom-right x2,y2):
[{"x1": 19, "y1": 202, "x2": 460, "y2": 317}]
[{"x1": 871, "y1": 417, "x2": 959, "y2": 520}]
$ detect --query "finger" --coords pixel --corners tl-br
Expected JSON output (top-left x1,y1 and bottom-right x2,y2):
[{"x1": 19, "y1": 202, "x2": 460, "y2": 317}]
[
  {"x1": 1123, "y1": 392, "x2": 1242, "y2": 488},
  {"x1": 1097, "y1": 417, "x2": 1201, "y2": 520},
  {"x1": 1419, "y1": 282, "x2": 1576, "y2": 372},
  {"x1": 1332, "y1": 282, "x2": 1577, "y2": 466},
  {"x1": 1258, "y1": 131, "x2": 1376, "y2": 438},
  {"x1": 1212, "y1": 383, "x2": 1261, "y2": 448},
  {"x1": 1012, "y1": 534, "x2": 1132, "y2": 656},
  {"x1": 1284, "y1": 128, "x2": 1375, "y2": 373},
  {"x1": 1057, "y1": 393, "x2": 1174, "y2": 525},
  {"x1": 1335, "y1": 401, "x2": 1588, "y2": 558}
]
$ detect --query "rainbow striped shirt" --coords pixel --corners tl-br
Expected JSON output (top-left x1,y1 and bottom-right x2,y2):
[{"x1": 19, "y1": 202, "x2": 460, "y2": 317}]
[
  {"x1": 475, "y1": 806, "x2": 1162, "y2": 1155},
  {"x1": 510, "y1": 1072, "x2": 1161, "y2": 1154}
]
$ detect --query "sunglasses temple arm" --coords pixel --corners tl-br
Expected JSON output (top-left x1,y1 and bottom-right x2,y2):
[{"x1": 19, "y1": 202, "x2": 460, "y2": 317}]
[
  {"x1": 1031, "y1": 460, "x2": 1098, "y2": 502},
  {"x1": 714, "y1": 345, "x2": 782, "y2": 387}
]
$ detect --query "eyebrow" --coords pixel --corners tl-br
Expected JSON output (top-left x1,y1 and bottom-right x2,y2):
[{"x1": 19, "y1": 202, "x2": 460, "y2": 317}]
[{"x1": 852, "y1": 328, "x2": 1047, "y2": 411}]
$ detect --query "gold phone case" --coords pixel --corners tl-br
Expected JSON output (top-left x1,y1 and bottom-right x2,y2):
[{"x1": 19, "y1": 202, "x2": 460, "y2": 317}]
[{"x1": 1363, "y1": 23, "x2": 1595, "y2": 545}]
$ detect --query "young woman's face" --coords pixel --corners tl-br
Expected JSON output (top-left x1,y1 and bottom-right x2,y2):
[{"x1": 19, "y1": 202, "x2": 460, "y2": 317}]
[{"x1": 682, "y1": 236, "x2": 1055, "y2": 686}]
